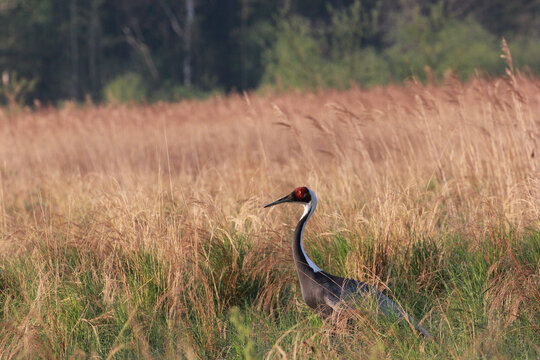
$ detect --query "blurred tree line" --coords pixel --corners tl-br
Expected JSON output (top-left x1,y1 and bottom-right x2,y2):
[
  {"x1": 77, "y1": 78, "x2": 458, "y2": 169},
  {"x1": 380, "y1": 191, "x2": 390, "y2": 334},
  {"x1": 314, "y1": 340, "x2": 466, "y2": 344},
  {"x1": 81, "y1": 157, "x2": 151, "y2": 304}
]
[{"x1": 0, "y1": 0, "x2": 539, "y2": 105}]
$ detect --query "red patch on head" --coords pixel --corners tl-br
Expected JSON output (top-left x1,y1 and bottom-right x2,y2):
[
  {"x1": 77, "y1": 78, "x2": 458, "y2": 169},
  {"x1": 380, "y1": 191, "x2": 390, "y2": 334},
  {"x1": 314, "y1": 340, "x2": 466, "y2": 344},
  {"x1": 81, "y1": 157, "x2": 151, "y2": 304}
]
[{"x1": 294, "y1": 187, "x2": 311, "y2": 202}]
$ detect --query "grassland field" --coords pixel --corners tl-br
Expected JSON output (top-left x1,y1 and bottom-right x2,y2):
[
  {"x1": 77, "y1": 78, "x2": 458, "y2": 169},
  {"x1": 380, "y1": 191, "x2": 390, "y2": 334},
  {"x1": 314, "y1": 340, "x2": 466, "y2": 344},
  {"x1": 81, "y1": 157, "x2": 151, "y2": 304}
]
[{"x1": 0, "y1": 65, "x2": 539, "y2": 358}]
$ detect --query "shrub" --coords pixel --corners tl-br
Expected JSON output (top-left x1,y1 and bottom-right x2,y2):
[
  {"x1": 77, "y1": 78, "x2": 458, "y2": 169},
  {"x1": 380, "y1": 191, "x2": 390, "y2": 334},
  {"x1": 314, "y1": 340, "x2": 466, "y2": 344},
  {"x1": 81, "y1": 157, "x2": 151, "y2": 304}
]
[
  {"x1": 262, "y1": 16, "x2": 325, "y2": 90},
  {"x1": 385, "y1": 9, "x2": 503, "y2": 81},
  {"x1": 506, "y1": 35, "x2": 540, "y2": 74},
  {"x1": 103, "y1": 72, "x2": 148, "y2": 104},
  {"x1": 150, "y1": 83, "x2": 215, "y2": 102}
]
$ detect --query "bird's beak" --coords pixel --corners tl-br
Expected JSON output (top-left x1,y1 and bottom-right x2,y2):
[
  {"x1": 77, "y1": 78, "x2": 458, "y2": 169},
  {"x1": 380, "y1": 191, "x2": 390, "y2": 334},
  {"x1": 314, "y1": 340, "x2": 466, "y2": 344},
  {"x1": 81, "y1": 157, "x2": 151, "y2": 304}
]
[{"x1": 264, "y1": 193, "x2": 294, "y2": 208}]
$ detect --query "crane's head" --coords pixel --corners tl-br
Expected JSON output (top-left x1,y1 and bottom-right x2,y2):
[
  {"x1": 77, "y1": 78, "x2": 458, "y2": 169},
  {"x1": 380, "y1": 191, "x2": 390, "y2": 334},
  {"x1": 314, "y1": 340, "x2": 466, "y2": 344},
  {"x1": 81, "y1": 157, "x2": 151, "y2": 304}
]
[{"x1": 264, "y1": 186, "x2": 312, "y2": 208}]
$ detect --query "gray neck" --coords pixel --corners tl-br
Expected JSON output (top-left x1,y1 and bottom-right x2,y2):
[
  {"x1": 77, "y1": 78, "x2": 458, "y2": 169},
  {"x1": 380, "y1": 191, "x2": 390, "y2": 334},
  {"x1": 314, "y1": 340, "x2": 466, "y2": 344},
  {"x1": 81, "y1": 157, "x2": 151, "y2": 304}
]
[{"x1": 293, "y1": 190, "x2": 322, "y2": 273}]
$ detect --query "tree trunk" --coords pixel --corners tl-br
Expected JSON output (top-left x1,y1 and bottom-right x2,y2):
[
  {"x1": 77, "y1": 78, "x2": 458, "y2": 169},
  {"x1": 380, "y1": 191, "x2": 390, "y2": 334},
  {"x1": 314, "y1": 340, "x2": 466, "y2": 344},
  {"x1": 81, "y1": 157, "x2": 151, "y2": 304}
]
[
  {"x1": 70, "y1": 0, "x2": 79, "y2": 99},
  {"x1": 240, "y1": 0, "x2": 248, "y2": 90},
  {"x1": 184, "y1": 0, "x2": 194, "y2": 87},
  {"x1": 88, "y1": 0, "x2": 100, "y2": 100}
]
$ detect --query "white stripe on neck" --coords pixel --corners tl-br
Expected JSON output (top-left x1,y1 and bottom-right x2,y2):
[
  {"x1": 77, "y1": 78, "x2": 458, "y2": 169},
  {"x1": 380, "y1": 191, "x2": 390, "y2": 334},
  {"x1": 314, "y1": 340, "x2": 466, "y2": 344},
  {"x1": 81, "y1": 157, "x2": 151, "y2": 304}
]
[{"x1": 299, "y1": 189, "x2": 322, "y2": 272}]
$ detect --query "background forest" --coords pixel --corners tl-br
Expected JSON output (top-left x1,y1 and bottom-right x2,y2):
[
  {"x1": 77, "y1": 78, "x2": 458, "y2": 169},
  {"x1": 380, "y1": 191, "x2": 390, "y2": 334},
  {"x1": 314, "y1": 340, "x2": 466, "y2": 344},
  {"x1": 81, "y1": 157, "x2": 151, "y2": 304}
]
[{"x1": 1, "y1": 0, "x2": 539, "y2": 105}]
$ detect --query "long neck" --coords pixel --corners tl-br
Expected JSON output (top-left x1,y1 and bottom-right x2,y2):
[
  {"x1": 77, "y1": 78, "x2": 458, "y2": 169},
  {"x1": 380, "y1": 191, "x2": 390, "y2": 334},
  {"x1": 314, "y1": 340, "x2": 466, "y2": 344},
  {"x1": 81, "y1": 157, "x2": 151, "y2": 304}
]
[{"x1": 293, "y1": 196, "x2": 322, "y2": 274}]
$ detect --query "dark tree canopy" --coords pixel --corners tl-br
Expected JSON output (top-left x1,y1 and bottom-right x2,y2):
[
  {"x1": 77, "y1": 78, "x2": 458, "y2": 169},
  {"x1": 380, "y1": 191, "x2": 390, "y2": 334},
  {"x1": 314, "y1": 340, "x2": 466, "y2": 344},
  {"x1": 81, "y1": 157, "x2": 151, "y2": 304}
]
[{"x1": 0, "y1": 0, "x2": 538, "y2": 105}]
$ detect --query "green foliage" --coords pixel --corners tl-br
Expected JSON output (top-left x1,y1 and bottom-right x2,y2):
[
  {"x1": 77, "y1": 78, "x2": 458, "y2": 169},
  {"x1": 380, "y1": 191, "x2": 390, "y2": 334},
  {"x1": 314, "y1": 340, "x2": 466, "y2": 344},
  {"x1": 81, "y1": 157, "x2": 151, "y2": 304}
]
[
  {"x1": 385, "y1": 8, "x2": 503, "y2": 81},
  {"x1": 151, "y1": 83, "x2": 220, "y2": 102},
  {"x1": 261, "y1": 1, "x2": 540, "y2": 91},
  {"x1": 262, "y1": 16, "x2": 325, "y2": 90},
  {"x1": 229, "y1": 307, "x2": 257, "y2": 360},
  {"x1": 262, "y1": 27, "x2": 388, "y2": 89},
  {"x1": 327, "y1": 0, "x2": 381, "y2": 52},
  {"x1": 326, "y1": 47, "x2": 391, "y2": 87},
  {"x1": 506, "y1": 36, "x2": 540, "y2": 74},
  {"x1": 323, "y1": 0, "x2": 389, "y2": 86},
  {"x1": 263, "y1": 2, "x2": 390, "y2": 90},
  {"x1": 103, "y1": 72, "x2": 148, "y2": 104},
  {"x1": 102, "y1": 75, "x2": 219, "y2": 104}
]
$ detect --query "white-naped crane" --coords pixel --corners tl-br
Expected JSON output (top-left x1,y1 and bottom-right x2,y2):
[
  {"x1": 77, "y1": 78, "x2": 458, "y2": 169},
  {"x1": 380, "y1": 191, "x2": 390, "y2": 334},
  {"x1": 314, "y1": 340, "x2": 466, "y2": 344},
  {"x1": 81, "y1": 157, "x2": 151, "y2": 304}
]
[{"x1": 265, "y1": 186, "x2": 431, "y2": 338}]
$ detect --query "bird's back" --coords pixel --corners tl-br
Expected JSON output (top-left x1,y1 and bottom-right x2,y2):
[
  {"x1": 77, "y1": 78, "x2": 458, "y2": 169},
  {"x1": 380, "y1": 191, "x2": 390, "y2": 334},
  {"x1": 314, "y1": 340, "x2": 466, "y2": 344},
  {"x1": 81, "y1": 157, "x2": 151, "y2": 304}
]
[{"x1": 312, "y1": 271, "x2": 431, "y2": 338}]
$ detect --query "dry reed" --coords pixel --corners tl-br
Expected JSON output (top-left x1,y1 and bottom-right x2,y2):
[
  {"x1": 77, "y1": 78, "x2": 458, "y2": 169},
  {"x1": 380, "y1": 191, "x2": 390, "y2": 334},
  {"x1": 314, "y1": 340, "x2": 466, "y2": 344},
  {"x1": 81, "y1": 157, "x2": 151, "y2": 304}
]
[{"x1": 0, "y1": 69, "x2": 538, "y2": 358}]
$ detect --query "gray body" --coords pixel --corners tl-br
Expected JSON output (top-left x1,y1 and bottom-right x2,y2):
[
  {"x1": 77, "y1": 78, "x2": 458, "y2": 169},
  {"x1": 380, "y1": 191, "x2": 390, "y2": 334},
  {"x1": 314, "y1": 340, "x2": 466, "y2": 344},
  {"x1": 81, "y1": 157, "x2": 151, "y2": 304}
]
[{"x1": 271, "y1": 188, "x2": 430, "y2": 338}]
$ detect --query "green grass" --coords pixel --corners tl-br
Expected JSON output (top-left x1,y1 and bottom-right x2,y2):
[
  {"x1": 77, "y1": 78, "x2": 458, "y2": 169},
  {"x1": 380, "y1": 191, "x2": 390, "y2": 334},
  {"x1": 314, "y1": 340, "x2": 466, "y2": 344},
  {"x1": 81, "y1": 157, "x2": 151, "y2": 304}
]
[{"x1": 1, "y1": 226, "x2": 538, "y2": 359}]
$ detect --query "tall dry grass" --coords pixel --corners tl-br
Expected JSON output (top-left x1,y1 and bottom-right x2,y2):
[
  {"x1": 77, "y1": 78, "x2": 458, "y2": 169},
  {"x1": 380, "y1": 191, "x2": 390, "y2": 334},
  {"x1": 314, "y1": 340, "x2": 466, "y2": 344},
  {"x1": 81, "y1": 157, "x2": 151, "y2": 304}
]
[{"x1": 0, "y1": 60, "x2": 538, "y2": 357}]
